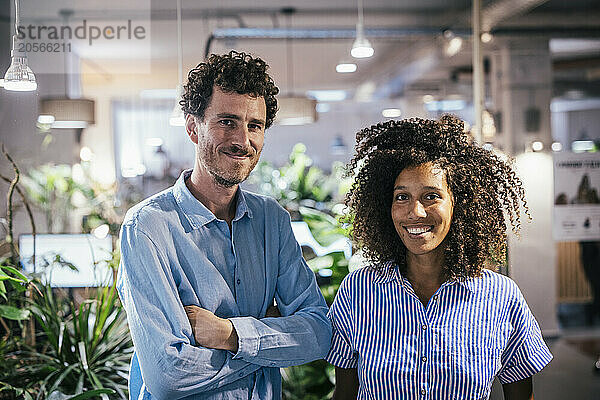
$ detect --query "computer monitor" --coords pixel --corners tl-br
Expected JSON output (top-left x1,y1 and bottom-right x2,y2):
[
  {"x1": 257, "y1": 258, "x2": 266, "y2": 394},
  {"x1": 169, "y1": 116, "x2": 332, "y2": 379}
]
[{"x1": 19, "y1": 234, "x2": 113, "y2": 287}]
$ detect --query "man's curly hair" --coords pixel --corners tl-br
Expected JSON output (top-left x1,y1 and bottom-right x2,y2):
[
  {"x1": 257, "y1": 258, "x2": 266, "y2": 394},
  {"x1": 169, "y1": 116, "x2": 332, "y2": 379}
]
[
  {"x1": 180, "y1": 50, "x2": 279, "y2": 128},
  {"x1": 345, "y1": 115, "x2": 529, "y2": 280}
]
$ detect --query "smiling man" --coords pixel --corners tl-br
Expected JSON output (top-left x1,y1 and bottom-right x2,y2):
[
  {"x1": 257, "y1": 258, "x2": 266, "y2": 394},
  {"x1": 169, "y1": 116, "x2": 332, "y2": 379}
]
[{"x1": 117, "y1": 51, "x2": 331, "y2": 400}]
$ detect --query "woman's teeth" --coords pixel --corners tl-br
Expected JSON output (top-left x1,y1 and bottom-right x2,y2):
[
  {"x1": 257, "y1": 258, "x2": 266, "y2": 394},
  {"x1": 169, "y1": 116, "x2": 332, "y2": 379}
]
[{"x1": 406, "y1": 226, "x2": 432, "y2": 235}]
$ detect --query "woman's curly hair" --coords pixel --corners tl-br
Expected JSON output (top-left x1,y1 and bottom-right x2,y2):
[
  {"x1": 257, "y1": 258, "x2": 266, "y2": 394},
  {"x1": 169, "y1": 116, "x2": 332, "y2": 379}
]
[
  {"x1": 345, "y1": 115, "x2": 529, "y2": 280},
  {"x1": 180, "y1": 50, "x2": 279, "y2": 128}
]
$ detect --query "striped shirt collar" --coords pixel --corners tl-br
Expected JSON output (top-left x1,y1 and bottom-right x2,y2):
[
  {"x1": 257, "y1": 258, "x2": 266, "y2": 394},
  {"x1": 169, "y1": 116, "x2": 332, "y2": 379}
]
[
  {"x1": 172, "y1": 169, "x2": 252, "y2": 229},
  {"x1": 372, "y1": 261, "x2": 477, "y2": 293}
]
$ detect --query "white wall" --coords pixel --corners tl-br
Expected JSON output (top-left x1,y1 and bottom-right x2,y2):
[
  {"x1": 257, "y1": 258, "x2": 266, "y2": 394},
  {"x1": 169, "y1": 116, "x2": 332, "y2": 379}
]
[{"x1": 509, "y1": 152, "x2": 560, "y2": 335}]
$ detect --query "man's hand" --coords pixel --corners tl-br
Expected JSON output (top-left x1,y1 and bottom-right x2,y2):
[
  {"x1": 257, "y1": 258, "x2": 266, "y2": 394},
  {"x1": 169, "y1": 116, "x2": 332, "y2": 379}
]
[{"x1": 184, "y1": 305, "x2": 239, "y2": 352}]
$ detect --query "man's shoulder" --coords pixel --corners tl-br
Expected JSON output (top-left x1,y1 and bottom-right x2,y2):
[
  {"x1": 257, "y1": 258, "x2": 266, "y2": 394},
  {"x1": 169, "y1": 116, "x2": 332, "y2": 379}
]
[{"x1": 122, "y1": 186, "x2": 177, "y2": 232}]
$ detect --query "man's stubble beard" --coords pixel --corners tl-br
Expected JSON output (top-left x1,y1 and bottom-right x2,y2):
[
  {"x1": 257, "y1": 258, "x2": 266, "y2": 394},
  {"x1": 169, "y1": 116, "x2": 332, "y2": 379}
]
[{"x1": 198, "y1": 145, "x2": 261, "y2": 188}]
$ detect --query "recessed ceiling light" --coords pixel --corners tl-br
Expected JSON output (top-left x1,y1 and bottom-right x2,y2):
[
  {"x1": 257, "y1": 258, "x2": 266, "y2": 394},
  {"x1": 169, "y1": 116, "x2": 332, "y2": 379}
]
[
  {"x1": 336, "y1": 63, "x2": 357, "y2": 73},
  {"x1": 531, "y1": 141, "x2": 544, "y2": 152},
  {"x1": 481, "y1": 32, "x2": 493, "y2": 43},
  {"x1": 551, "y1": 142, "x2": 562, "y2": 152},
  {"x1": 382, "y1": 108, "x2": 401, "y2": 118}
]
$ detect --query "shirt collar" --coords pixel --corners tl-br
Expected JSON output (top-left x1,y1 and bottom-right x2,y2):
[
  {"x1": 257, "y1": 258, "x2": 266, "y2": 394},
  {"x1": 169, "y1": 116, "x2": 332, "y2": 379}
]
[
  {"x1": 372, "y1": 261, "x2": 477, "y2": 293},
  {"x1": 453, "y1": 275, "x2": 478, "y2": 293},
  {"x1": 172, "y1": 169, "x2": 252, "y2": 229},
  {"x1": 372, "y1": 262, "x2": 402, "y2": 284}
]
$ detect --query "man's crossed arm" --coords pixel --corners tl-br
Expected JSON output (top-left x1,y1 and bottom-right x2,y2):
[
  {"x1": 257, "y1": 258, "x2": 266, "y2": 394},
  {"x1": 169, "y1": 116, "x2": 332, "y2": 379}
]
[{"x1": 184, "y1": 304, "x2": 283, "y2": 353}]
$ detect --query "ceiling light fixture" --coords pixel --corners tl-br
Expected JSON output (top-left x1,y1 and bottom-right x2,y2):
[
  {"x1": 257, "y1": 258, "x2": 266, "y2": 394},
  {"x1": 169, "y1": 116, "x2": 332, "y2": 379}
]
[
  {"x1": 445, "y1": 37, "x2": 463, "y2": 57},
  {"x1": 4, "y1": 0, "x2": 37, "y2": 91},
  {"x1": 351, "y1": 0, "x2": 374, "y2": 59},
  {"x1": 39, "y1": 98, "x2": 95, "y2": 129},
  {"x1": 38, "y1": 10, "x2": 95, "y2": 129},
  {"x1": 551, "y1": 142, "x2": 562, "y2": 152},
  {"x1": 382, "y1": 108, "x2": 402, "y2": 118},
  {"x1": 572, "y1": 140, "x2": 595, "y2": 153},
  {"x1": 336, "y1": 63, "x2": 357, "y2": 73},
  {"x1": 170, "y1": 0, "x2": 186, "y2": 126},
  {"x1": 531, "y1": 141, "x2": 544, "y2": 152},
  {"x1": 481, "y1": 32, "x2": 493, "y2": 43}
]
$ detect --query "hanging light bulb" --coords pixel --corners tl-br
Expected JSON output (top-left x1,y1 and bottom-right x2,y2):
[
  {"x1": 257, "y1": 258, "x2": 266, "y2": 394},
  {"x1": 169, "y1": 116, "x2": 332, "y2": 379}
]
[
  {"x1": 351, "y1": 0, "x2": 373, "y2": 59},
  {"x1": 4, "y1": 0, "x2": 37, "y2": 91}
]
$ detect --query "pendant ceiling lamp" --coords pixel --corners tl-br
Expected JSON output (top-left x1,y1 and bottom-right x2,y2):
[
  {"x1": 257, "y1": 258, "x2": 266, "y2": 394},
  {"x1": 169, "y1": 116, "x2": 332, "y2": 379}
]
[
  {"x1": 4, "y1": 0, "x2": 37, "y2": 91},
  {"x1": 37, "y1": 9, "x2": 95, "y2": 129},
  {"x1": 169, "y1": 0, "x2": 186, "y2": 126},
  {"x1": 351, "y1": 0, "x2": 374, "y2": 59}
]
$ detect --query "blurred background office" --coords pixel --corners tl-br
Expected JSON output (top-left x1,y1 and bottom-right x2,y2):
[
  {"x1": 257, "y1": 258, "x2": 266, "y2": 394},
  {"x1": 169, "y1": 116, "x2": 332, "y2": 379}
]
[{"x1": 1, "y1": 1, "x2": 600, "y2": 399}]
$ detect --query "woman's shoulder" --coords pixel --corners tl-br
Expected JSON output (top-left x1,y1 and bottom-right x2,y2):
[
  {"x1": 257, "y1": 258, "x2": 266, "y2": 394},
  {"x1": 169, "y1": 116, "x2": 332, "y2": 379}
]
[
  {"x1": 340, "y1": 262, "x2": 395, "y2": 289},
  {"x1": 469, "y1": 268, "x2": 521, "y2": 298}
]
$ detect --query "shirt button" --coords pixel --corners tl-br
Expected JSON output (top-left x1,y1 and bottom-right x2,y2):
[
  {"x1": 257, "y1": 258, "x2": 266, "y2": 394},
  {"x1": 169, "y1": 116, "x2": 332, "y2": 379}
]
[
  {"x1": 421, "y1": 389, "x2": 426, "y2": 395},
  {"x1": 421, "y1": 324, "x2": 427, "y2": 330},
  {"x1": 421, "y1": 356, "x2": 427, "y2": 362},
  {"x1": 270, "y1": 362, "x2": 276, "y2": 366},
  {"x1": 237, "y1": 279, "x2": 241, "y2": 285},
  {"x1": 433, "y1": 295, "x2": 438, "y2": 301},
  {"x1": 238, "y1": 372, "x2": 244, "y2": 377}
]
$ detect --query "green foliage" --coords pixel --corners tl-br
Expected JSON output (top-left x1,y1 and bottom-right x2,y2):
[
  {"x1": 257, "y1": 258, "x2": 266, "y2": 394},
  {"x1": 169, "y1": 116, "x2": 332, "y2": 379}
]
[
  {"x1": 0, "y1": 259, "x2": 30, "y2": 321},
  {"x1": 1, "y1": 279, "x2": 132, "y2": 399},
  {"x1": 21, "y1": 163, "x2": 123, "y2": 235},
  {"x1": 248, "y1": 143, "x2": 351, "y2": 213},
  {"x1": 20, "y1": 164, "x2": 80, "y2": 233},
  {"x1": 282, "y1": 360, "x2": 335, "y2": 400}
]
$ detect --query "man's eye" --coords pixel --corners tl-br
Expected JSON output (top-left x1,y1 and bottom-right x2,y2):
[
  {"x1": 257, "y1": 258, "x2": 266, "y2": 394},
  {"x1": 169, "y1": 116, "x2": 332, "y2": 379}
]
[
  {"x1": 424, "y1": 193, "x2": 440, "y2": 200},
  {"x1": 248, "y1": 124, "x2": 262, "y2": 131},
  {"x1": 219, "y1": 120, "x2": 234, "y2": 127}
]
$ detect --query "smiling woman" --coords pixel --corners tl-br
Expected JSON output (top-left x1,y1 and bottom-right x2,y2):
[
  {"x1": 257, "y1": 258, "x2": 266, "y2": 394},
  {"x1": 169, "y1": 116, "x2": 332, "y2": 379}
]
[{"x1": 326, "y1": 116, "x2": 553, "y2": 400}]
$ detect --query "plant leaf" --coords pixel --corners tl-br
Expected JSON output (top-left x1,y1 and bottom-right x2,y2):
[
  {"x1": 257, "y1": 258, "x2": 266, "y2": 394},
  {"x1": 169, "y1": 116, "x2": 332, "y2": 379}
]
[
  {"x1": 0, "y1": 305, "x2": 30, "y2": 320},
  {"x1": 0, "y1": 264, "x2": 29, "y2": 281}
]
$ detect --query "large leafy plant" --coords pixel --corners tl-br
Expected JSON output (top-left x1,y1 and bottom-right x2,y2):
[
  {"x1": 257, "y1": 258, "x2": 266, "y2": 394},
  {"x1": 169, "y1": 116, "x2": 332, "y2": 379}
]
[
  {"x1": 0, "y1": 146, "x2": 132, "y2": 399},
  {"x1": 1, "y1": 278, "x2": 132, "y2": 399}
]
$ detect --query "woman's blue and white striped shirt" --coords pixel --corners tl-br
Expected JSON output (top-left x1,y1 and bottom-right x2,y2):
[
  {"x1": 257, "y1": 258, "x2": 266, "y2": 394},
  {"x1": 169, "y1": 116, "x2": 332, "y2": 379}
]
[{"x1": 326, "y1": 264, "x2": 553, "y2": 400}]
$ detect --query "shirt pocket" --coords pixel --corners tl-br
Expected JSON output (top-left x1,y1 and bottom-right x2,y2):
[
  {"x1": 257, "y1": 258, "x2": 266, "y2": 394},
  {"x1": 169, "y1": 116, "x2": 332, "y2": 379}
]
[{"x1": 447, "y1": 344, "x2": 502, "y2": 400}]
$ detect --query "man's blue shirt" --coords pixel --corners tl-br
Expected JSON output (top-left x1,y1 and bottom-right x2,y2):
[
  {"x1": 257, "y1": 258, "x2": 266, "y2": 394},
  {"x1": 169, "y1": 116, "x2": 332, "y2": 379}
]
[{"x1": 117, "y1": 170, "x2": 332, "y2": 399}]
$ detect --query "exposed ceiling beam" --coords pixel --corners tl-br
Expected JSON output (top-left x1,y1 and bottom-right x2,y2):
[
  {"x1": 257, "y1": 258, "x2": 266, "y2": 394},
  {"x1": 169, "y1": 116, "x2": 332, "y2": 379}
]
[
  {"x1": 481, "y1": 0, "x2": 550, "y2": 31},
  {"x1": 367, "y1": 0, "x2": 553, "y2": 99}
]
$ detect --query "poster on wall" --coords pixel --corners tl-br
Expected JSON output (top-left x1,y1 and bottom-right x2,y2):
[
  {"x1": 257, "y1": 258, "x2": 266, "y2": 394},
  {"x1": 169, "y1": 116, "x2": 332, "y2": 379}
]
[{"x1": 553, "y1": 151, "x2": 600, "y2": 241}]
